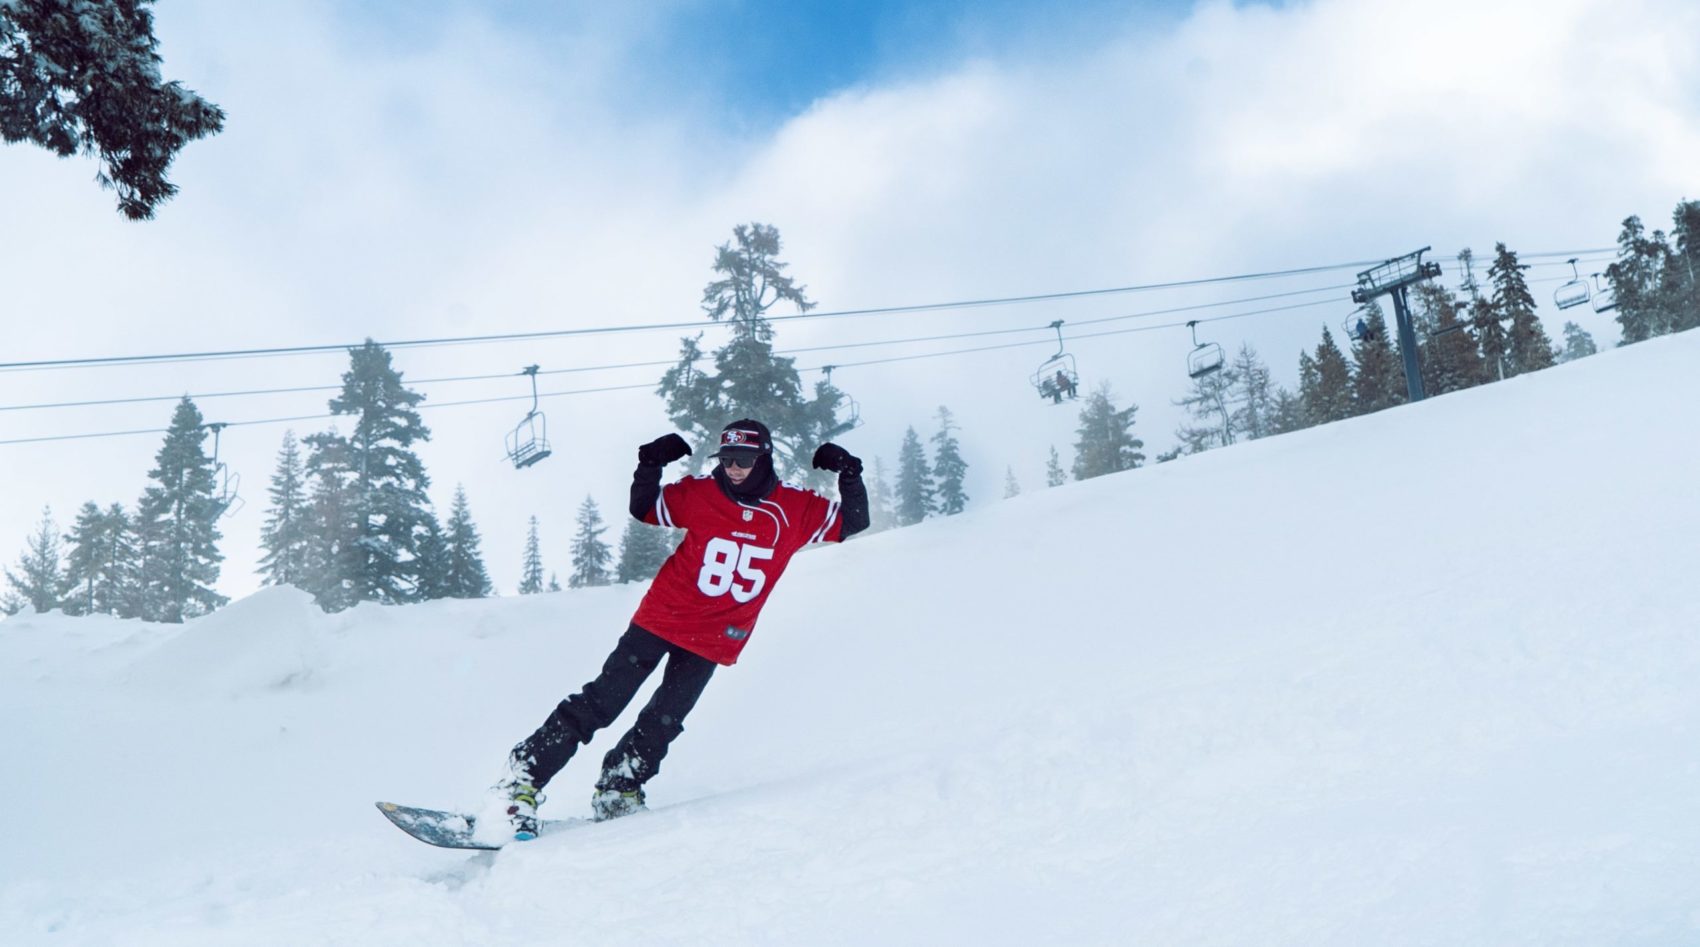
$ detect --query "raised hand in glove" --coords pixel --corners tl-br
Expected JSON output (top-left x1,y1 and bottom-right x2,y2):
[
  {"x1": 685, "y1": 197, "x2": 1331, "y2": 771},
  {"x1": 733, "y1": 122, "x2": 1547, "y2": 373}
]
[
  {"x1": 637, "y1": 433, "x2": 692, "y2": 466},
  {"x1": 811, "y1": 442, "x2": 863, "y2": 476}
]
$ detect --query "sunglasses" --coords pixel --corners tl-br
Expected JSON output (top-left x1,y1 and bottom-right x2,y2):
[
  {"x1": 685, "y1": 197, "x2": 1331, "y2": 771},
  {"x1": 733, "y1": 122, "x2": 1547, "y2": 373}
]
[{"x1": 718, "y1": 454, "x2": 759, "y2": 470}]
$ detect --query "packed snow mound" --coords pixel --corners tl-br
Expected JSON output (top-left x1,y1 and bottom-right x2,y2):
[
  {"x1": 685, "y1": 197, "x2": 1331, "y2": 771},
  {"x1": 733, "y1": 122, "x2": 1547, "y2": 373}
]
[
  {"x1": 3, "y1": 329, "x2": 1699, "y2": 945},
  {"x1": 121, "y1": 585, "x2": 329, "y2": 695}
]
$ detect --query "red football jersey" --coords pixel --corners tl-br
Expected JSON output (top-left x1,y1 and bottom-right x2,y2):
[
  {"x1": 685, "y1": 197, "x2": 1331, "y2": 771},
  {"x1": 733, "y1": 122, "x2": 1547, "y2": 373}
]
[{"x1": 632, "y1": 474, "x2": 845, "y2": 665}]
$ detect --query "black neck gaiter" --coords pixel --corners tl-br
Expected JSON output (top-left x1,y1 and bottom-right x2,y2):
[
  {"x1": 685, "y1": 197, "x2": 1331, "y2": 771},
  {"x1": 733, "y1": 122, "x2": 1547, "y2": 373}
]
[{"x1": 713, "y1": 457, "x2": 779, "y2": 503}]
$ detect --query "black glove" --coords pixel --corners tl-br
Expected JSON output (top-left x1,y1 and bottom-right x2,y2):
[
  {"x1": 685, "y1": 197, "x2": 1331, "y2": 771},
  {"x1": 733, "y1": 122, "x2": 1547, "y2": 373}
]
[
  {"x1": 811, "y1": 442, "x2": 862, "y2": 476},
  {"x1": 637, "y1": 433, "x2": 692, "y2": 466}
]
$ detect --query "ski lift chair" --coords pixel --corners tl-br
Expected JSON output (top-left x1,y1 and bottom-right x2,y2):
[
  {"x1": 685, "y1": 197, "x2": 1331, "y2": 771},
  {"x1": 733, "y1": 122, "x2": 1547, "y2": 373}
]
[
  {"x1": 203, "y1": 422, "x2": 243, "y2": 518},
  {"x1": 820, "y1": 364, "x2": 864, "y2": 429},
  {"x1": 1343, "y1": 309, "x2": 1373, "y2": 343},
  {"x1": 505, "y1": 366, "x2": 553, "y2": 470},
  {"x1": 1186, "y1": 321, "x2": 1224, "y2": 379},
  {"x1": 1030, "y1": 320, "x2": 1080, "y2": 403},
  {"x1": 1554, "y1": 258, "x2": 1591, "y2": 311},
  {"x1": 1590, "y1": 273, "x2": 1618, "y2": 313}
]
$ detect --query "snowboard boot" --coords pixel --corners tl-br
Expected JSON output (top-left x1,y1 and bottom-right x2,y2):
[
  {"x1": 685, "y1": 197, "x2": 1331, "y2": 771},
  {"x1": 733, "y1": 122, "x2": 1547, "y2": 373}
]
[
  {"x1": 495, "y1": 758, "x2": 545, "y2": 841},
  {"x1": 591, "y1": 786, "x2": 645, "y2": 822}
]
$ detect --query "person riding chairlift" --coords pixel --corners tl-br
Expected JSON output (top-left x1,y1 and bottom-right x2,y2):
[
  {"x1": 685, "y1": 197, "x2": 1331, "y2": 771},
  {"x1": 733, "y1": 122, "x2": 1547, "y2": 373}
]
[{"x1": 1055, "y1": 369, "x2": 1076, "y2": 401}]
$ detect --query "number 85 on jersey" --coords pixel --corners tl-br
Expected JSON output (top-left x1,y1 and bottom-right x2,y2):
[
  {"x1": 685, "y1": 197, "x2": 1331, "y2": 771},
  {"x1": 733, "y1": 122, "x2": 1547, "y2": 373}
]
[{"x1": 696, "y1": 538, "x2": 775, "y2": 603}]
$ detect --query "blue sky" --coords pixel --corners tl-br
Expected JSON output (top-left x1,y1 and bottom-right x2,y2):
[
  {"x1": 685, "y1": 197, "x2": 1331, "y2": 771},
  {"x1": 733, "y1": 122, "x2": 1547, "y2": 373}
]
[{"x1": 355, "y1": 0, "x2": 1192, "y2": 130}]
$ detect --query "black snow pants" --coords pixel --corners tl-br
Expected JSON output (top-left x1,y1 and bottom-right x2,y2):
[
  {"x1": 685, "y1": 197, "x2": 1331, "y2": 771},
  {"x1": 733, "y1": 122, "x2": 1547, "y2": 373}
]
[{"x1": 511, "y1": 624, "x2": 717, "y2": 793}]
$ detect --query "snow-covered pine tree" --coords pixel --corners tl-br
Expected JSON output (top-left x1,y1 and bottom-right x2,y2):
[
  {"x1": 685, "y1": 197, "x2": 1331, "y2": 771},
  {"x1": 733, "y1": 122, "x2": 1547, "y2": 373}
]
[
  {"x1": 134, "y1": 398, "x2": 226, "y2": 622},
  {"x1": 1045, "y1": 446, "x2": 1068, "y2": 487},
  {"x1": 1004, "y1": 467, "x2": 1021, "y2": 499},
  {"x1": 893, "y1": 427, "x2": 934, "y2": 526},
  {"x1": 414, "y1": 511, "x2": 452, "y2": 601},
  {"x1": 1348, "y1": 302, "x2": 1407, "y2": 414},
  {"x1": 257, "y1": 430, "x2": 311, "y2": 588},
  {"x1": 4, "y1": 507, "x2": 65, "y2": 615},
  {"x1": 1228, "y1": 343, "x2": 1277, "y2": 441},
  {"x1": 300, "y1": 432, "x2": 359, "y2": 611},
  {"x1": 304, "y1": 341, "x2": 433, "y2": 605},
  {"x1": 1072, "y1": 384, "x2": 1145, "y2": 480},
  {"x1": 1303, "y1": 327, "x2": 1355, "y2": 424},
  {"x1": 519, "y1": 516, "x2": 545, "y2": 595},
  {"x1": 655, "y1": 223, "x2": 853, "y2": 486},
  {"x1": 1490, "y1": 243, "x2": 1557, "y2": 378},
  {"x1": 865, "y1": 456, "x2": 896, "y2": 533},
  {"x1": 60, "y1": 502, "x2": 136, "y2": 616},
  {"x1": 1558, "y1": 322, "x2": 1598, "y2": 363},
  {"x1": 615, "y1": 517, "x2": 676, "y2": 584},
  {"x1": 0, "y1": 0, "x2": 224, "y2": 219},
  {"x1": 1413, "y1": 282, "x2": 1485, "y2": 397},
  {"x1": 931, "y1": 406, "x2": 969, "y2": 515},
  {"x1": 1605, "y1": 216, "x2": 1672, "y2": 345},
  {"x1": 569, "y1": 496, "x2": 613, "y2": 588},
  {"x1": 443, "y1": 486, "x2": 492, "y2": 599},
  {"x1": 547, "y1": 573, "x2": 561, "y2": 592}
]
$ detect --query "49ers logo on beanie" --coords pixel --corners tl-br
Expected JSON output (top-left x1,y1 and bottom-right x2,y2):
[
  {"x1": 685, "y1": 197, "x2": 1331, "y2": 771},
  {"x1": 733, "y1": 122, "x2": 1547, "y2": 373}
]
[{"x1": 714, "y1": 419, "x2": 772, "y2": 455}]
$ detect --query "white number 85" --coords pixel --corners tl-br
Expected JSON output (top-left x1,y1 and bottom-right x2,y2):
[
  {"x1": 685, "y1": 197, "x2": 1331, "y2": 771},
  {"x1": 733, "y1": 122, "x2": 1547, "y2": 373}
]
[{"x1": 697, "y1": 538, "x2": 775, "y2": 603}]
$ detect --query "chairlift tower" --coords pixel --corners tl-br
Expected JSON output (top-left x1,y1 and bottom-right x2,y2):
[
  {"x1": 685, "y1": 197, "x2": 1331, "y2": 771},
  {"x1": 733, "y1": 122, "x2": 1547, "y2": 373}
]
[{"x1": 1351, "y1": 247, "x2": 1442, "y2": 403}]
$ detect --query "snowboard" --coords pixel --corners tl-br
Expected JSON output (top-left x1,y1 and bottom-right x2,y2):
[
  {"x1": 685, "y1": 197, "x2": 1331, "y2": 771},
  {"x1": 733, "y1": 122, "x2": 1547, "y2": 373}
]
[{"x1": 375, "y1": 801, "x2": 583, "y2": 850}]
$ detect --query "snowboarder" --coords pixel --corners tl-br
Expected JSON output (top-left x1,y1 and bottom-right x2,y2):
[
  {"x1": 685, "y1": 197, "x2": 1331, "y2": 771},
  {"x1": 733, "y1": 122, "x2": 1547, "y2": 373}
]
[{"x1": 493, "y1": 419, "x2": 869, "y2": 837}]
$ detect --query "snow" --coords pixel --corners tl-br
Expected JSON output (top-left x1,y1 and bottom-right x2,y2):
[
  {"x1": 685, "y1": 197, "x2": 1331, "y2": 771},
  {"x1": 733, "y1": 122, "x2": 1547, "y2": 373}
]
[{"x1": 4, "y1": 330, "x2": 1700, "y2": 945}]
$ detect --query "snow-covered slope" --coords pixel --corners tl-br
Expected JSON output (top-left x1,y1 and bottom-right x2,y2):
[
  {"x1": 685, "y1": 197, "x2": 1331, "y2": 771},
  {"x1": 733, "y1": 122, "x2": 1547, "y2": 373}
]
[{"x1": 4, "y1": 331, "x2": 1699, "y2": 946}]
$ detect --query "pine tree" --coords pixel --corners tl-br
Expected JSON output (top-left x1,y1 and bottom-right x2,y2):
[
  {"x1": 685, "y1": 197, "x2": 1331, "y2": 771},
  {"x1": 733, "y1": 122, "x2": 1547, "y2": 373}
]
[
  {"x1": 134, "y1": 398, "x2": 226, "y2": 622},
  {"x1": 930, "y1": 406, "x2": 969, "y2": 515},
  {"x1": 569, "y1": 496, "x2": 613, "y2": 588},
  {"x1": 301, "y1": 433, "x2": 359, "y2": 611},
  {"x1": 1471, "y1": 295, "x2": 1508, "y2": 383},
  {"x1": 1004, "y1": 467, "x2": 1021, "y2": 499},
  {"x1": 1607, "y1": 216, "x2": 1673, "y2": 344},
  {"x1": 547, "y1": 573, "x2": 562, "y2": 592},
  {"x1": 1072, "y1": 384, "x2": 1145, "y2": 480},
  {"x1": 1348, "y1": 303, "x2": 1407, "y2": 414},
  {"x1": 1302, "y1": 327, "x2": 1355, "y2": 424},
  {"x1": 1174, "y1": 358, "x2": 1238, "y2": 455},
  {"x1": 1558, "y1": 322, "x2": 1598, "y2": 362},
  {"x1": 1228, "y1": 343, "x2": 1277, "y2": 441},
  {"x1": 656, "y1": 223, "x2": 853, "y2": 486},
  {"x1": 304, "y1": 341, "x2": 433, "y2": 605},
  {"x1": 0, "y1": 0, "x2": 225, "y2": 219},
  {"x1": 519, "y1": 516, "x2": 546, "y2": 595},
  {"x1": 615, "y1": 517, "x2": 676, "y2": 584},
  {"x1": 60, "y1": 502, "x2": 137, "y2": 616},
  {"x1": 1413, "y1": 282, "x2": 1484, "y2": 397},
  {"x1": 1269, "y1": 387, "x2": 1308, "y2": 435},
  {"x1": 4, "y1": 507, "x2": 65, "y2": 614},
  {"x1": 414, "y1": 511, "x2": 452, "y2": 601},
  {"x1": 443, "y1": 486, "x2": 492, "y2": 599},
  {"x1": 865, "y1": 457, "x2": 896, "y2": 533},
  {"x1": 1490, "y1": 243, "x2": 1556, "y2": 377},
  {"x1": 1666, "y1": 199, "x2": 1700, "y2": 332},
  {"x1": 893, "y1": 427, "x2": 934, "y2": 526},
  {"x1": 257, "y1": 430, "x2": 312, "y2": 588},
  {"x1": 1045, "y1": 446, "x2": 1068, "y2": 487}
]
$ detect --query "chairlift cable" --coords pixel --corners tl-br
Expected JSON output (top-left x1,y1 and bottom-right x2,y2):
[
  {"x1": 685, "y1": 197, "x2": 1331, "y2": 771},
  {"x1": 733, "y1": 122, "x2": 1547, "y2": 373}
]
[{"x1": 0, "y1": 250, "x2": 1620, "y2": 375}]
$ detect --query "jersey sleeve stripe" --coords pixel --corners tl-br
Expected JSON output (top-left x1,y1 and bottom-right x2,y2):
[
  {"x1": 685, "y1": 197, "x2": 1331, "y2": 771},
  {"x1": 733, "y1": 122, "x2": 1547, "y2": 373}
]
[
  {"x1": 810, "y1": 500, "x2": 840, "y2": 544},
  {"x1": 656, "y1": 490, "x2": 675, "y2": 528}
]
